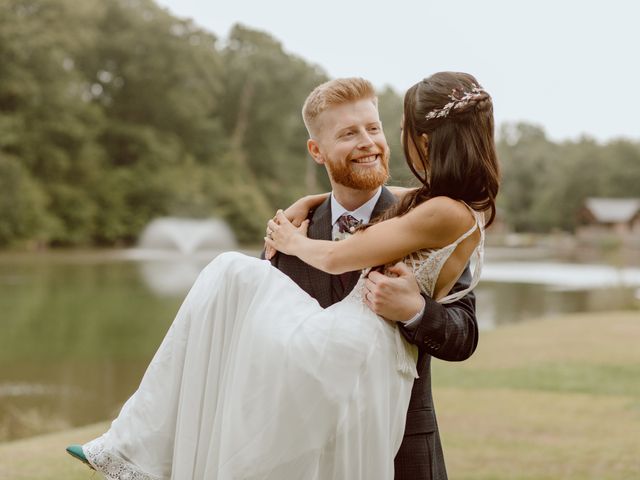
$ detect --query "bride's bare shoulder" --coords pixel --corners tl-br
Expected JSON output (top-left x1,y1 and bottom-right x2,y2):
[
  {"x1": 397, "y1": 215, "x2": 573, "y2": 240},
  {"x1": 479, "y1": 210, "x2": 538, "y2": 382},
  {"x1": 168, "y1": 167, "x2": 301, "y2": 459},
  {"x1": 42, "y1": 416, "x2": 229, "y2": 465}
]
[{"x1": 409, "y1": 196, "x2": 476, "y2": 244}]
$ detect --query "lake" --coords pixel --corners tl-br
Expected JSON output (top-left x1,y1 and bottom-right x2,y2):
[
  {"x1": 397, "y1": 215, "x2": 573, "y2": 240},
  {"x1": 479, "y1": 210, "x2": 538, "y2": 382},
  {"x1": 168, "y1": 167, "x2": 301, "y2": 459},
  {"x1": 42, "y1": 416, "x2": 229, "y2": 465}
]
[{"x1": 0, "y1": 249, "x2": 638, "y2": 441}]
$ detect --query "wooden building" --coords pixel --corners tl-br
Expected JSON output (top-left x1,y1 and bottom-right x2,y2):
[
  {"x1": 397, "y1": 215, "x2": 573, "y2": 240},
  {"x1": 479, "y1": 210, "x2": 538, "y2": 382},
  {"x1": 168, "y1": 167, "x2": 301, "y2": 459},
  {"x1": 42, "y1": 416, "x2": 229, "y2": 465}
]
[{"x1": 578, "y1": 198, "x2": 640, "y2": 245}]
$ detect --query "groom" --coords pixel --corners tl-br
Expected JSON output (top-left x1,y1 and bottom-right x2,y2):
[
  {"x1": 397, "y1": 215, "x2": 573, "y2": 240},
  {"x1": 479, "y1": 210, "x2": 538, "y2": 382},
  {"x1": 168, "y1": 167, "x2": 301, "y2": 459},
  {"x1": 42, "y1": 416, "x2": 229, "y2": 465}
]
[{"x1": 265, "y1": 78, "x2": 478, "y2": 480}]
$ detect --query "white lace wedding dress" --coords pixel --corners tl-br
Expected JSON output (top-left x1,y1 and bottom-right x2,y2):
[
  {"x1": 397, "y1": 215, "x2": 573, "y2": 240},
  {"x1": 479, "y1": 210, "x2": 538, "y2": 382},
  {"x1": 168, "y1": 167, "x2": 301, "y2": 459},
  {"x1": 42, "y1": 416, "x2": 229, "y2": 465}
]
[{"x1": 82, "y1": 210, "x2": 483, "y2": 480}]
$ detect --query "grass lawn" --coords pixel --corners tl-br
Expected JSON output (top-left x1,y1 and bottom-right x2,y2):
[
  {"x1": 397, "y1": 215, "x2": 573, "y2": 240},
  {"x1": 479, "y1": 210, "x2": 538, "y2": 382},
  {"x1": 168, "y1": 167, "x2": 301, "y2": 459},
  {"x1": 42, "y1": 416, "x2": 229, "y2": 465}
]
[
  {"x1": 0, "y1": 310, "x2": 638, "y2": 479},
  {"x1": 434, "y1": 310, "x2": 640, "y2": 480}
]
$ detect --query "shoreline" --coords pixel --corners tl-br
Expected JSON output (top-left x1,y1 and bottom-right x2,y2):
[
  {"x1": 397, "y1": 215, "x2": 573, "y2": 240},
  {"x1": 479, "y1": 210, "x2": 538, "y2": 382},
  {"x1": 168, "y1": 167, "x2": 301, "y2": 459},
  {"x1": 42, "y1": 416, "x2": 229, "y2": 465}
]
[{"x1": 1, "y1": 244, "x2": 639, "y2": 266}]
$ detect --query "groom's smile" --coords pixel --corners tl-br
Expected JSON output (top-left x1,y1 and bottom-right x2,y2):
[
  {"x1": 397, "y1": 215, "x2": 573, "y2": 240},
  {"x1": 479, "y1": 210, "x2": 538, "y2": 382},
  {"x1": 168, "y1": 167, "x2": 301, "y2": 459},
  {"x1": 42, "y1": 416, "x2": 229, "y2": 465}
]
[
  {"x1": 327, "y1": 145, "x2": 388, "y2": 190},
  {"x1": 351, "y1": 153, "x2": 381, "y2": 166}
]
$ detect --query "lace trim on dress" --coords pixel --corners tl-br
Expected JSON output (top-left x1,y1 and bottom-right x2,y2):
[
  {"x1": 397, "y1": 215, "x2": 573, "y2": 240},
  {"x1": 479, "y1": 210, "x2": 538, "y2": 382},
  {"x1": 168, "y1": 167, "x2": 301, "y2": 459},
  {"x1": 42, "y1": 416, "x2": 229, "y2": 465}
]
[{"x1": 83, "y1": 438, "x2": 161, "y2": 480}]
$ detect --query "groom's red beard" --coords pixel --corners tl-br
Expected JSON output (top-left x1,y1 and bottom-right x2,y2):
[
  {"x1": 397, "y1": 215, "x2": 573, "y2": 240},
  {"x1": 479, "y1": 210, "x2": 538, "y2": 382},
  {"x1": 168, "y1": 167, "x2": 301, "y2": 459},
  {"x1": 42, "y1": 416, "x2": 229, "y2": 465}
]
[{"x1": 326, "y1": 151, "x2": 390, "y2": 190}]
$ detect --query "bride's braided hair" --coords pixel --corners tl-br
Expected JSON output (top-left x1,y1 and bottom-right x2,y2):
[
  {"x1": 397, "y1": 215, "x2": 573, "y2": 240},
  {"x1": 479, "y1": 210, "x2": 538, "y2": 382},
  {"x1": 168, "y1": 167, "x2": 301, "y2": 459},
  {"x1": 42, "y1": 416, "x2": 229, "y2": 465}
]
[{"x1": 372, "y1": 72, "x2": 499, "y2": 227}]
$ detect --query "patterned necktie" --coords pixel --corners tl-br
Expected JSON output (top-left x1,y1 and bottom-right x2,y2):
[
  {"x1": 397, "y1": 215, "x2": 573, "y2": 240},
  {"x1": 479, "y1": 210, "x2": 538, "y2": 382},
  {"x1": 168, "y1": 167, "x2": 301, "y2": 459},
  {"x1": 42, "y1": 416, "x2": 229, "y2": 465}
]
[
  {"x1": 334, "y1": 214, "x2": 362, "y2": 291},
  {"x1": 335, "y1": 214, "x2": 362, "y2": 240}
]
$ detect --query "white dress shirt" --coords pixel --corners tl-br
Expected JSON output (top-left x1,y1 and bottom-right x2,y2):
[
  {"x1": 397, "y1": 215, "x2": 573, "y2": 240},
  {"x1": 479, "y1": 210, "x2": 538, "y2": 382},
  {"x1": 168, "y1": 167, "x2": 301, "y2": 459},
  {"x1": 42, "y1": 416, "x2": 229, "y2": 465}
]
[{"x1": 330, "y1": 187, "x2": 382, "y2": 240}]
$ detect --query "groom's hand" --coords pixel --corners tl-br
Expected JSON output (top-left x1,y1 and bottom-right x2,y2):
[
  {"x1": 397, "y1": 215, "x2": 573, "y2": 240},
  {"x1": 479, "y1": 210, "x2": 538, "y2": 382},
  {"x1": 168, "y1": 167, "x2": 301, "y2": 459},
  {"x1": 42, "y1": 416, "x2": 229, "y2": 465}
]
[{"x1": 364, "y1": 262, "x2": 425, "y2": 323}]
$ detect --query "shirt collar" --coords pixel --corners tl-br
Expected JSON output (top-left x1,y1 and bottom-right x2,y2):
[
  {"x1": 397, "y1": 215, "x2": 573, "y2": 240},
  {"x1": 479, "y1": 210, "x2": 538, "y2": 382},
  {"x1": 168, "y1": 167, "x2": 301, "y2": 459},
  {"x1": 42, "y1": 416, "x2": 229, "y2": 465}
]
[{"x1": 330, "y1": 187, "x2": 382, "y2": 226}]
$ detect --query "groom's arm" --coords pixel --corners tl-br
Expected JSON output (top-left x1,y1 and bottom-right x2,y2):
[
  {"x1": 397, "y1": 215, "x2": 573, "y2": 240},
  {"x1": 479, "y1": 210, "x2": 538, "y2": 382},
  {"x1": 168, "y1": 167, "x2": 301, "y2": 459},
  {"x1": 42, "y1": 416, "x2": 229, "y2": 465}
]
[
  {"x1": 365, "y1": 265, "x2": 478, "y2": 362},
  {"x1": 404, "y1": 266, "x2": 477, "y2": 361}
]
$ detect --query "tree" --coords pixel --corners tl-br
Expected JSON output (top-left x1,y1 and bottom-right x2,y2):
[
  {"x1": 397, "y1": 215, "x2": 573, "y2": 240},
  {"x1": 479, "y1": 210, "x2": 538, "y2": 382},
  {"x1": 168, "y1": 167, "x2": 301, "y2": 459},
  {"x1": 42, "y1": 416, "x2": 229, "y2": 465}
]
[
  {"x1": 377, "y1": 86, "x2": 412, "y2": 186},
  {"x1": 0, "y1": 155, "x2": 49, "y2": 246},
  {"x1": 497, "y1": 123, "x2": 640, "y2": 233}
]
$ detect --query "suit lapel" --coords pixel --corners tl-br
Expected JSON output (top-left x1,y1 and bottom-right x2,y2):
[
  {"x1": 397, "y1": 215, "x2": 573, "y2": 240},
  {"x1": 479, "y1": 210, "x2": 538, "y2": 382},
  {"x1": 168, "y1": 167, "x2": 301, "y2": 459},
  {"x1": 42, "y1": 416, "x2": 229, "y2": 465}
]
[
  {"x1": 371, "y1": 186, "x2": 397, "y2": 220},
  {"x1": 306, "y1": 198, "x2": 334, "y2": 307}
]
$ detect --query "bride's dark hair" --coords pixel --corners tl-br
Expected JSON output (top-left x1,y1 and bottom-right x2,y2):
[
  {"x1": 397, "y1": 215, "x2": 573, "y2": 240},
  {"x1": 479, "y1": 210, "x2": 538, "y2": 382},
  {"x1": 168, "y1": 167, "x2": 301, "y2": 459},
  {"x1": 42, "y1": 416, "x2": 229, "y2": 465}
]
[{"x1": 377, "y1": 71, "x2": 499, "y2": 226}]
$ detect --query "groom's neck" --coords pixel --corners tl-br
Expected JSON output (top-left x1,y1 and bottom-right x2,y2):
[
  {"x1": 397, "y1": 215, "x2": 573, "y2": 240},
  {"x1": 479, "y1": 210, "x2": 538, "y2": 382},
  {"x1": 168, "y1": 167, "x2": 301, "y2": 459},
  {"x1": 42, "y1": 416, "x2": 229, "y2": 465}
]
[{"x1": 331, "y1": 185, "x2": 380, "y2": 212}]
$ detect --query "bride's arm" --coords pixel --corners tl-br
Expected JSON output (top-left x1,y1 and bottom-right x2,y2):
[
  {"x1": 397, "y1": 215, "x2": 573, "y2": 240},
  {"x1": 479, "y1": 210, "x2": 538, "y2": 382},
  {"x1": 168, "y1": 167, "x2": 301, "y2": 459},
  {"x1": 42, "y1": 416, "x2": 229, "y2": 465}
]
[
  {"x1": 266, "y1": 196, "x2": 474, "y2": 275},
  {"x1": 280, "y1": 193, "x2": 330, "y2": 226}
]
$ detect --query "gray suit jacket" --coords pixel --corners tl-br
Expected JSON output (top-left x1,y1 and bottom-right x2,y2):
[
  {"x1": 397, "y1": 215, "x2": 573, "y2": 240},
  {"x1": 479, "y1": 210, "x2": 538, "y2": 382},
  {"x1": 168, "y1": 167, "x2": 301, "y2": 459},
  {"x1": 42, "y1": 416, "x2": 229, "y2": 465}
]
[{"x1": 265, "y1": 187, "x2": 478, "y2": 480}]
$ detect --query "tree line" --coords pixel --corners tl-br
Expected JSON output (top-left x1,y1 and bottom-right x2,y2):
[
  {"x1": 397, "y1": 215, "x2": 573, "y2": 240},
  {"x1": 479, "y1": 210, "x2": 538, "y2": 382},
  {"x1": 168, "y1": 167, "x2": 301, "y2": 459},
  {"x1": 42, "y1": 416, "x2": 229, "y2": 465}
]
[{"x1": 1, "y1": 0, "x2": 638, "y2": 247}]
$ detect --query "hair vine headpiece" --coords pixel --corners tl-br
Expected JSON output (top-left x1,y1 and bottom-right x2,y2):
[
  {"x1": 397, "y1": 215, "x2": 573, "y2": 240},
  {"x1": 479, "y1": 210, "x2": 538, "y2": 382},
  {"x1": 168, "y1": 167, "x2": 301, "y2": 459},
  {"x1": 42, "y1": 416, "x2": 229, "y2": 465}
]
[{"x1": 425, "y1": 84, "x2": 488, "y2": 120}]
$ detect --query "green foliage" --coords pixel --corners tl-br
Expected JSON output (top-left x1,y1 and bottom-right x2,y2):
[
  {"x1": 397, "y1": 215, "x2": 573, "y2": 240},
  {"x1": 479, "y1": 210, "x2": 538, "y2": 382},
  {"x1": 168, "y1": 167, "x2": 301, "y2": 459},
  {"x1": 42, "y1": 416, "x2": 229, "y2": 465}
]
[
  {"x1": 1, "y1": 1, "x2": 638, "y2": 247},
  {"x1": 0, "y1": 155, "x2": 50, "y2": 246},
  {"x1": 217, "y1": 25, "x2": 328, "y2": 209},
  {"x1": 377, "y1": 86, "x2": 415, "y2": 186},
  {"x1": 0, "y1": 0, "x2": 329, "y2": 246},
  {"x1": 497, "y1": 123, "x2": 640, "y2": 232}
]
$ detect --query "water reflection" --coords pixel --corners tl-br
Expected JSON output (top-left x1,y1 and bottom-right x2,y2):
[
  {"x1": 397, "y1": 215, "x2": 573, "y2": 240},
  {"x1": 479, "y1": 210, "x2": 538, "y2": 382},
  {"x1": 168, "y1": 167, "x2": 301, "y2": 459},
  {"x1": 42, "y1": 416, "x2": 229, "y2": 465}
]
[
  {"x1": 482, "y1": 261, "x2": 640, "y2": 290},
  {"x1": 120, "y1": 248, "x2": 251, "y2": 296},
  {"x1": 128, "y1": 253, "x2": 640, "y2": 328},
  {"x1": 0, "y1": 251, "x2": 638, "y2": 442},
  {"x1": 138, "y1": 258, "x2": 210, "y2": 296},
  {"x1": 475, "y1": 282, "x2": 637, "y2": 330},
  {"x1": 474, "y1": 261, "x2": 640, "y2": 329}
]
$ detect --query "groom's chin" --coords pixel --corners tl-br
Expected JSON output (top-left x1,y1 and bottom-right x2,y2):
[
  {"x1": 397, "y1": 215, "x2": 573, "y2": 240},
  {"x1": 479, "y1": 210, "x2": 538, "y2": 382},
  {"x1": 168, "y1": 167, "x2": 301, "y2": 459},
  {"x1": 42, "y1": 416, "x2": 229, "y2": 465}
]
[{"x1": 338, "y1": 171, "x2": 388, "y2": 190}]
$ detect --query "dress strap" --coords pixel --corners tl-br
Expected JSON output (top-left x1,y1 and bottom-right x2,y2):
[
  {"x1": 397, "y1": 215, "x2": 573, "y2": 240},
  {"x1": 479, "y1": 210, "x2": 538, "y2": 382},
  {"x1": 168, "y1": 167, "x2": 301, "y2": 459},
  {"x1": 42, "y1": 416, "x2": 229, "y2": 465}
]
[
  {"x1": 437, "y1": 204, "x2": 485, "y2": 305},
  {"x1": 453, "y1": 201, "x2": 484, "y2": 244},
  {"x1": 452, "y1": 217, "x2": 479, "y2": 247}
]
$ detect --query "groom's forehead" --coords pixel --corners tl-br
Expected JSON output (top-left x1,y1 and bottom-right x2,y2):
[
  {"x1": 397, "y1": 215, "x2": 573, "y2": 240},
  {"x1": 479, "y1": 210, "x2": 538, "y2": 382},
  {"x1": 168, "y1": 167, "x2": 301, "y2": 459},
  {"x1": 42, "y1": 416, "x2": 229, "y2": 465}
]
[{"x1": 317, "y1": 99, "x2": 381, "y2": 133}]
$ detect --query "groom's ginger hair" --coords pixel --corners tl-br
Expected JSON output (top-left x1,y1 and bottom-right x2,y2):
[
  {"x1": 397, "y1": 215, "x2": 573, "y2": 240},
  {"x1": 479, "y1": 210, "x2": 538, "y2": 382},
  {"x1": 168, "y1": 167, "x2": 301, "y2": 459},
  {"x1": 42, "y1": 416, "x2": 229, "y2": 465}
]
[{"x1": 302, "y1": 78, "x2": 377, "y2": 138}]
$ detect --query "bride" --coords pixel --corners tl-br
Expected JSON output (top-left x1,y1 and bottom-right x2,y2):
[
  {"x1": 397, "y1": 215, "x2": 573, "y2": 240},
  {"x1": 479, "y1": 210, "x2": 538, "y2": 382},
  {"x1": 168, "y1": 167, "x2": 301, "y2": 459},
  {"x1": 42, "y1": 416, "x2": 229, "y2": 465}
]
[{"x1": 67, "y1": 71, "x2": 499, "y2": 479}]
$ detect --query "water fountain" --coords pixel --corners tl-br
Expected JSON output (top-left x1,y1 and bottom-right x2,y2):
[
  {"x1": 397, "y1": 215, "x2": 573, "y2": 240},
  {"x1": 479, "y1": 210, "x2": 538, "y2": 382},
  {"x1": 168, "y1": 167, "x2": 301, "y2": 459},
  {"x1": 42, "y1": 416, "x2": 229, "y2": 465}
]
[
  {"x1": 137, "y1": 217, "x2": 237, "y2": 255},
  {"x1": 126, "y1": 217, "x2": 239, "y2": 295}
]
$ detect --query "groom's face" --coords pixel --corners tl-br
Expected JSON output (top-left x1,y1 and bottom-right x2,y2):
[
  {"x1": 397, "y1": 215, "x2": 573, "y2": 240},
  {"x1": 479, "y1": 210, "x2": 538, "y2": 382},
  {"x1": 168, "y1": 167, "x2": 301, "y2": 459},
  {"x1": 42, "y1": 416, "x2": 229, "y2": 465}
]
[{"x1": 309, "y1": 99, "x2": 390, "y2": 191}]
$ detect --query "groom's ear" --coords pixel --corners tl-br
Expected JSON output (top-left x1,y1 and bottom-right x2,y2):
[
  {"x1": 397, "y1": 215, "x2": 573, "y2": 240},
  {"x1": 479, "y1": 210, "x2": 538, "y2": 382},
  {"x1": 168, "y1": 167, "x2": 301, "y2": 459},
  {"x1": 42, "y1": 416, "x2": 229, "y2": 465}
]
[{"x1": 307, "y1": 138, "x2": 325, "y2": 165}]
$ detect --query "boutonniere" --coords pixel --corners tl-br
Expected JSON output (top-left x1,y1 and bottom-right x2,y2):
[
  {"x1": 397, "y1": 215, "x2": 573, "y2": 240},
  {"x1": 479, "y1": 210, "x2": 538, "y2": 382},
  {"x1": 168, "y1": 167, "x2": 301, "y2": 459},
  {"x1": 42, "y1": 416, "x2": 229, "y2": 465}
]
[{"x1": 333, "y1": 231, "x2": 352, "y2": 242}]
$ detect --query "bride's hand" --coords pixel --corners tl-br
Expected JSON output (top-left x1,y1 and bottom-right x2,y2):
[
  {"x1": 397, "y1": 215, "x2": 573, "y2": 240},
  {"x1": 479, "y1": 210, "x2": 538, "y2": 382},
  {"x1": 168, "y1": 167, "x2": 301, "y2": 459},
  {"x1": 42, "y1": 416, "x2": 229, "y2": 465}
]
[
  {"x1": 264, "y1": 193, "x2": 328, "y2": 260},
  {"x1": 265, "y1": 211, "x2": 309, "y2": 256},
  {"x1": 282, "y1": 197, "x2": 314, "y2": 228},
  {"x1": 264, "y1": 200, "x2": 310, "y2": 259}
]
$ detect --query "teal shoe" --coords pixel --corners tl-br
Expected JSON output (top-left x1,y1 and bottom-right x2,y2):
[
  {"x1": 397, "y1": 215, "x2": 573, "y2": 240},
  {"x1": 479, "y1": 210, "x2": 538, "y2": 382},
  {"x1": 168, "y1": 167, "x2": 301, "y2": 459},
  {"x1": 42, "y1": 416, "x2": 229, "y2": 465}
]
[{"x1": 65, "y1": 444, "x2": 94, "y2": 470}]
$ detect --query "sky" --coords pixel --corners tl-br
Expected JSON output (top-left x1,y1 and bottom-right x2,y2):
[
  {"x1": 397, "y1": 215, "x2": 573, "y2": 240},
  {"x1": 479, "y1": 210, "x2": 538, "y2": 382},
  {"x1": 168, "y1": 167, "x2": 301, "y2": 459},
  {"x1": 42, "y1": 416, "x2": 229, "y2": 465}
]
[{"x1": 155, "y1": 0, "x2": 639, "y2": 143}]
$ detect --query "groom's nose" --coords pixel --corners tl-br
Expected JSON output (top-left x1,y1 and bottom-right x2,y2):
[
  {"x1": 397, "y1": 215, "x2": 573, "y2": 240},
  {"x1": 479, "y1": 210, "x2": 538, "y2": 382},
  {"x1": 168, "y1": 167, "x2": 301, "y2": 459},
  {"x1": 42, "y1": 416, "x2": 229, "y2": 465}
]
[{"x1": 356, "y1": 130, "x2": 375, "y2": 149}]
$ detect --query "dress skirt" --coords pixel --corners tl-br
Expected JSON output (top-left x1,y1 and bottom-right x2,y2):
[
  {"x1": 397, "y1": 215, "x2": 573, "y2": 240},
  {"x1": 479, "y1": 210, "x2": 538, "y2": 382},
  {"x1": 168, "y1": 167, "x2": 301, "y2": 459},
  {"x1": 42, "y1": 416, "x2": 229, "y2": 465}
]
[{"x1": 83, "y1": 252, "x2": 416, "y2": 480}]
